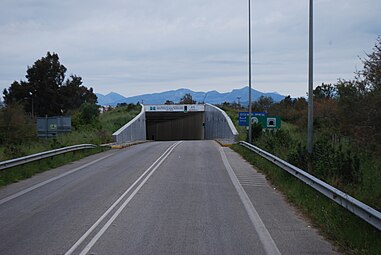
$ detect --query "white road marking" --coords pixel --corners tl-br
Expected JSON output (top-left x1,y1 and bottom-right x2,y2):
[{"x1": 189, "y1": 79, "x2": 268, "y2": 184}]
[
  {"x1": 0, "y1": 154, "x2": 113, "y2": 206},
  {"x1": 65, "y1": 141, "x2": 182, "y2": 255},
  {"x1": 220, "y1": 148, "x2": 281, "y2": 255}
]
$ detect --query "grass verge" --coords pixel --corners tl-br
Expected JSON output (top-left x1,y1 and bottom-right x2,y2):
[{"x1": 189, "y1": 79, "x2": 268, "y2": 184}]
[
  {"x1": 231, "y1": 144, "x2": 381, "y2": 255},
  {"x1": 0, "y1": 146, "x2": 107, "y2": 188}
]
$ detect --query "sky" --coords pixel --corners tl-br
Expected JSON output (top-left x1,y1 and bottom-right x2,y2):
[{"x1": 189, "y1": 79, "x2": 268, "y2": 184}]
[{"x1": 0, "y1": 0, "x2": 380, "y2": 98}]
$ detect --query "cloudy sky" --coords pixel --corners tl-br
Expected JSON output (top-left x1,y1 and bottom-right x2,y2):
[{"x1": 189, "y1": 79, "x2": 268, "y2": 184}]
[{"x1": 1, "y1": 0, "x2": 380, "y2": 98}]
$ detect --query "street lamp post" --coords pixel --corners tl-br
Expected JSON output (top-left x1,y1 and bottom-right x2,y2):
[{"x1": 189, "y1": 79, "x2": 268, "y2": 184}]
[
  {"x1": 31, "y1": 97, "x2": 34, "y2": 118},
  {"x1": 248, "y1": 0, "x2": 253, "y2": 143},
  {"x1": 24, "y1": 93, "x2": 34, "y2": 118},
  {"x1": 307, "y1": 0, "x2": 314, "y2": 154}
]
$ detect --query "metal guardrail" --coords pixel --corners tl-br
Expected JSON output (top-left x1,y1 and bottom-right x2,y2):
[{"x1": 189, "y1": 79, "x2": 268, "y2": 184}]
[
  {"x1": 0, "y1": 144, "x2": 98, "y2": 171},
  {"x1": 239, "y1": 141, "x2": 381, "y2": 231}
]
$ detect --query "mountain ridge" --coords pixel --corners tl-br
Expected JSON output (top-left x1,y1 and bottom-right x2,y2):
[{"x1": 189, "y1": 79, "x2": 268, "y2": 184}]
[{"x1": 96, "y1": 87, "x2": 285, "y2": 106}]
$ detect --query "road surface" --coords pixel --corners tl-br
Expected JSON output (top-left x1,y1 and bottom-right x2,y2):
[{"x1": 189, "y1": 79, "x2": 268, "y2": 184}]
[{"x1": 0, "y1": 141, "x2": 337, "y2": 254}]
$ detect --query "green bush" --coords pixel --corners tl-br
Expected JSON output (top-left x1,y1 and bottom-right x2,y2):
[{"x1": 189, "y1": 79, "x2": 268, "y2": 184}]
[{"x1": 250, "y1": 123, "x2": 263, "y2": 141}]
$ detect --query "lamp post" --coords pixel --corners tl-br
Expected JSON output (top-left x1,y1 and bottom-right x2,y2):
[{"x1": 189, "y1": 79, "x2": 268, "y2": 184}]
[
  {"x1": 31, "y1": 97, "x2": 34, "y2": 118},
  {"x1": 24, "y1": 93, "x2": 34, "y2": 118},
  {"x1": 307, "y1": 0, "x2": 314, "y2": 154},
  {"x1": 248, "y1": 0, "x2": 253, "y2": 143}
]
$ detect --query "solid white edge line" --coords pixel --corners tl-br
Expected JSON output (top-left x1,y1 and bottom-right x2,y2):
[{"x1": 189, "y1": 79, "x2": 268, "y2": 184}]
[
  {"x1": 64, "y1": 141, "x2": 181, "y2": 255},
  {"x1": 0, "y1": 154, "x2": 114, "y2": 206},
  {"x1": 220, "y1": 147, "x2": 281, "y2": 255}
]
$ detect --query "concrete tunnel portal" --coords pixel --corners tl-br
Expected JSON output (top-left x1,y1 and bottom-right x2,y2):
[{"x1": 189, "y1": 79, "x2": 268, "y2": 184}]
[{"x1": 112, "y1": 104, "x2": 238, "y2": 144}]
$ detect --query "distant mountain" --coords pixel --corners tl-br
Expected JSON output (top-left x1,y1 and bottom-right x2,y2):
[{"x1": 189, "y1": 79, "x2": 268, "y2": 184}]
[
  {"x1": 95, "y1": 92, "x2": 127, "y2": 106},
  {"x1": 96, "y1": 87, "x2": 285, "y2": 106}
]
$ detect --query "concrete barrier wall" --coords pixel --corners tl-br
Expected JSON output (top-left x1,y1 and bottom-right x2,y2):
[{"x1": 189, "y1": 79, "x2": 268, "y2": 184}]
[
  {"x1": 204, "y1": 104, "x2": 238, "y2": 144},
  {"x1": 112, "y1": 106, "x2": 146, "y2": 143}
]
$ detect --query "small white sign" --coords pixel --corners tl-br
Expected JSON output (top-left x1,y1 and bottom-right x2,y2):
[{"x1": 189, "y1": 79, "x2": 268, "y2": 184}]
[
  {"x1": 145, "y1": 104, "x2": 205, "y2": 112},
  {"x1": 267, "y1": 118, "x2": 276, "y2": 128}
]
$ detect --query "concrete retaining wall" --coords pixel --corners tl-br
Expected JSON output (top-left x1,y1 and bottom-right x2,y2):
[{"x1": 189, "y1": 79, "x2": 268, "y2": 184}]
[
  {"x1": 204, "y1": 104, "x2": 238, "y2": 144},
  {"x1": 112, "y1": 106, "x2": 146, "y2": 143}
]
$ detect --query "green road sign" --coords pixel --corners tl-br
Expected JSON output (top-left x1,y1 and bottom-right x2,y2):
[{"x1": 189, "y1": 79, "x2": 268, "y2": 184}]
[{"x1": 247, "y1": 116, "x2": 281, "y2": 129}]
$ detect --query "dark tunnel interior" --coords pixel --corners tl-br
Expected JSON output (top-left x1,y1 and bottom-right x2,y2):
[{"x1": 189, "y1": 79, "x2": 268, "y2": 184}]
[{"x1": 145, "y1": 112, "x2": 204, "y2": 141}]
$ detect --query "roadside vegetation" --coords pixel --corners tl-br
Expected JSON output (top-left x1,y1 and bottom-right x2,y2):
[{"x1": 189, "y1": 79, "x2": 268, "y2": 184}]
[
  {"x1": 0, "y1": 103, "x2": 139, "y2": 186},
  {"x1": 222, "y1": 37, "x2": 381, "y2": 254},
  {"x1": 232, "y1": 144, "x2": 380, "y2": 255},
  {"x1": 0, "y1": 52, "x2": 140, "y2": 185}
]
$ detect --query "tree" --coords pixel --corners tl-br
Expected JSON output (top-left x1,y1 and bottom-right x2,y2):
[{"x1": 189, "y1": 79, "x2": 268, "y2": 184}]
[
  {"x1": 267, "y1": 37, "x2": 381, "y2": 153},
  {"x1": 269, "y1": 96, "x2": 307, "y2": 128},
  {"x1": 3, "y1": 81, "x2": 31, "y2": 108},
  {"x1": 72, "y1": 102, "x2": 100, "y2": 128},
  {"x1": 79, "y1": 102, "x2": 99, "y2": 124},
  {"x1": 313, "y1": 38, "x2": 381, "y2": 151},
  {"x1": 164, "y1": 100, "x2": 174, "y2": 105},
  {"x1": 179, "y1": 93, "x2": 196, "y2": 104},
  {"x1": 360, "y1": 37, "x2": 381, "y2": 92},
  {"x1": 252, "y1": 96, "x2": 274, "y2": 113},
  {"x1": 26, "y1": 52, "x2": 65, "y2": 116},
  {"x1": 0, "y1": 103, "x2": 35, "y2": 146},
  {"x1": 3, "y1": 52, "x2": 97, "y2": 116},
  {"x1": 313, "y1": 83, "x2": 337, "y2": 99},
  {"x1": 60, "y1": 75, "x2": 97, "y2": 113}
]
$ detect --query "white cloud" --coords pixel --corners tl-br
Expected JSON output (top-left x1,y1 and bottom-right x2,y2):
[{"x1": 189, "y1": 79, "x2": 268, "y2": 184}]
[{"x1": 0, "y1": 0, "x2": 380, "y2": 98}]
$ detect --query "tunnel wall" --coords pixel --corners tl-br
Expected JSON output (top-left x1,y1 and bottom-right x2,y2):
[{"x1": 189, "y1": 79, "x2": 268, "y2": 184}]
[
  {"x1": 204, "y1": 104, "x2": 238, "y2": 144},
  {"x1": 112, "y1": 106, "x2": 146, "y2": 143}
]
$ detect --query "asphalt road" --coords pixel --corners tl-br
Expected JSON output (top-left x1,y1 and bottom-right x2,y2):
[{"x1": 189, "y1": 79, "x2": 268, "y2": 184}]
[{"x1": 0, "y1": 141, "x2": 337, "y2": 254}]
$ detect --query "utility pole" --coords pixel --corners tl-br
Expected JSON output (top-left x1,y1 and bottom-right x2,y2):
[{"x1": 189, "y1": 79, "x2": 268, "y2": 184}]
[
  {"x1": 248, "y1": 0, "x2": 253, "y2": 143},
  {"x1": 307, "y1": 0, "x2": 314, "y2": 154}
]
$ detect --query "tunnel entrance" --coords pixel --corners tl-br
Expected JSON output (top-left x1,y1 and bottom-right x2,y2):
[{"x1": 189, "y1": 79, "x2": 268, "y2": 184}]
[
  {"x1": 146, "y1": 111, "x2": 204, "y2": 141},
  {"x1": 112, "y1": 104, "x2": 238, "y2": 144}
]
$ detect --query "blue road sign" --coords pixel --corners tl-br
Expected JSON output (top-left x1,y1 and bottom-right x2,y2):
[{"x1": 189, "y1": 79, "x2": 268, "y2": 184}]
[{"x1": 238, "y1": 112, "x2": 266, "y2": 126}]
